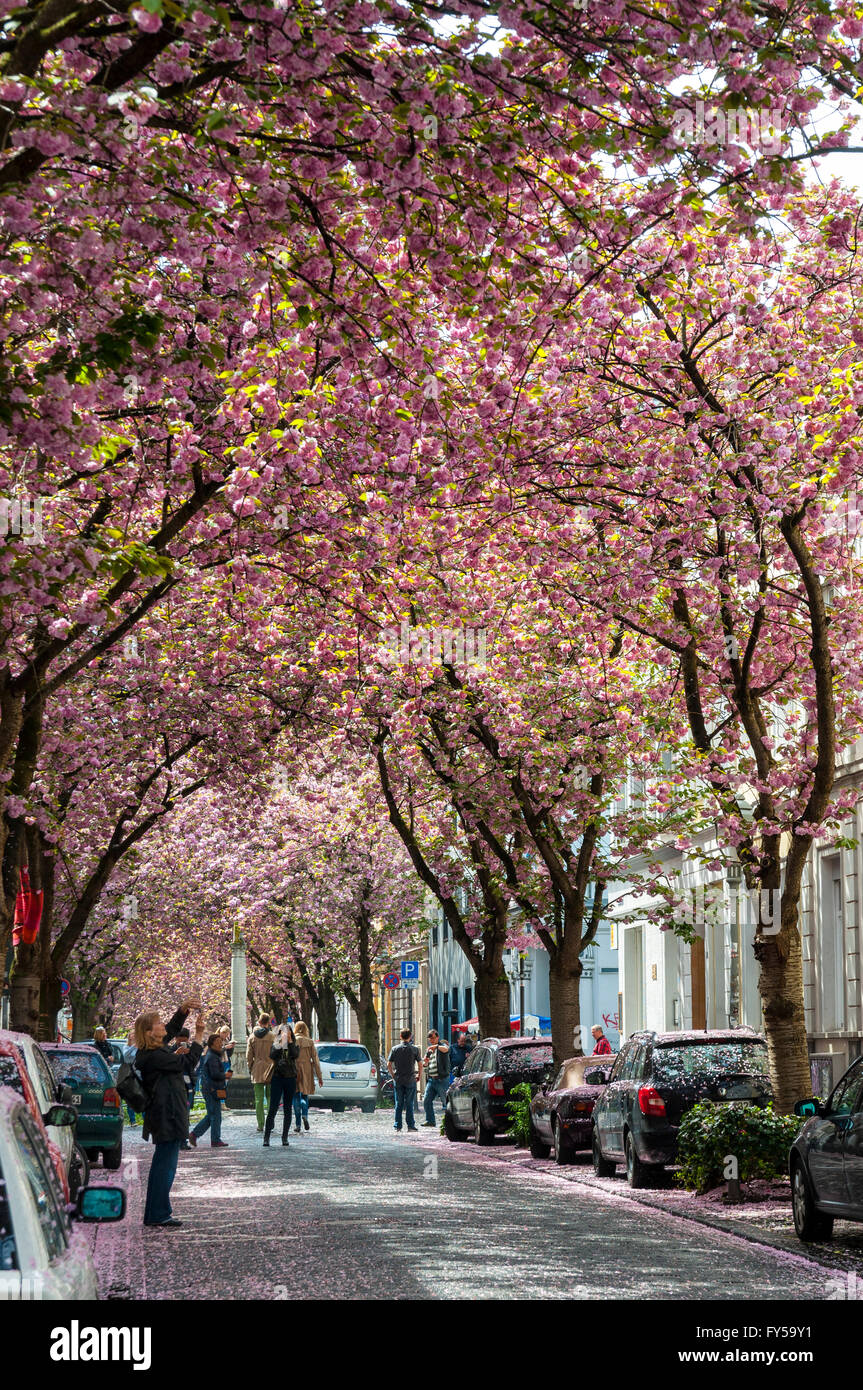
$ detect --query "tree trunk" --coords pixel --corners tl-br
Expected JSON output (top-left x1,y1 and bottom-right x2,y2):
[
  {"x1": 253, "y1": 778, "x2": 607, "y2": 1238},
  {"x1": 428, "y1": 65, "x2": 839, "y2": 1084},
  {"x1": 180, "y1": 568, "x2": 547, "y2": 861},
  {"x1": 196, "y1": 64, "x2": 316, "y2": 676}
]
[
  {"x1": 316, "y1": 976, "x2": 339, "y2": 1040},
  {"x1": 548, "y1": 953, "x2": 584, "y2": 1068},
  {"x1": 474, "y1": 964, "x2": 511, "y2": 1038},
  {"x1": 9, "y1": 938, "x2": 40, "y2": 1036},
  {"x1": 755, "y1": 918, "x2": 811, "y2": 1115}
]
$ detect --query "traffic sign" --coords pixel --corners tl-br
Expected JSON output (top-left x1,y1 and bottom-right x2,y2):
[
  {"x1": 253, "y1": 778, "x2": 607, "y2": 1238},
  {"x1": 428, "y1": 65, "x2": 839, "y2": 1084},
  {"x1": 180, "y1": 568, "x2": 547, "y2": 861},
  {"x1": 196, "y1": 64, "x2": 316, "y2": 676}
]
[
  {"x1": 59, "y1": 979, "x2": 70, "y2": 997},
  {"x1": 402, "y1": 978, "x2": 420, "y2": 989},
  {"x1": 382, "y1": 972, "x2": 400, "y2": 990},
  {"x1": 400, "y1": 960, "x2": 420, "y2": 981}
]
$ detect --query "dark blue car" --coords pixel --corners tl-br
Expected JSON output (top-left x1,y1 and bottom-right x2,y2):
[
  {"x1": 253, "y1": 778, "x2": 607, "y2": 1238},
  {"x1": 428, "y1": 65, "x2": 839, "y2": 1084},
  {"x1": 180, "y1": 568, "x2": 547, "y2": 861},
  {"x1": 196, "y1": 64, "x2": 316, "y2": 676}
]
[{"x1": 790, "y1": 1056, "x2": 863, "y2": 1241}]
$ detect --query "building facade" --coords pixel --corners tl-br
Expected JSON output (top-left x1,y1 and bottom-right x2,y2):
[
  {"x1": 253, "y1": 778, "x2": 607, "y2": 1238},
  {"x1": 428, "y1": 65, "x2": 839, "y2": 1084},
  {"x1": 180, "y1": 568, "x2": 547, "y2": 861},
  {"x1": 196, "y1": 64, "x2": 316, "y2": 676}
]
[{"x1": 426, "y1": 903, "x2": 620, "y2": 1053}]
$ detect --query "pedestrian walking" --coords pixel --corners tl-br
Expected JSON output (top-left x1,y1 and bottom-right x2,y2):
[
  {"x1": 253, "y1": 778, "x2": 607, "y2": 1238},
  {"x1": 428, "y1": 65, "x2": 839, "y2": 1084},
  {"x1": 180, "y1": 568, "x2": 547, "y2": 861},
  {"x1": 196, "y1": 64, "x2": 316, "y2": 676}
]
[
  {"x1": 134, "y1": 999, "x2": 204, "y2": 1229},
  {"x1": 420, "y1": 1029, "x2": 451, "y2": 1126},
  {"x1": 264, "y1": 1023, "x2": 299, "y2": 1147},
  {"x1": 292, "y1": 1021, "x2": 322, "y2": 1133},
  {"x1": 92, "y1": 1026, "x2": 113, "y2": 1062},
  {"x1": 591, "y1": 1024, "x2": 613, "y2": 1056},
  {"x1": 246, "y1": 1012, "x2": 275, "y2": 1132},
  {"x1": 189, "y1": 1033, "x2": 230, "y2": 1148},
  {"x1": 388, "y1": 1027, "x2": 422, "y2": 1131}
]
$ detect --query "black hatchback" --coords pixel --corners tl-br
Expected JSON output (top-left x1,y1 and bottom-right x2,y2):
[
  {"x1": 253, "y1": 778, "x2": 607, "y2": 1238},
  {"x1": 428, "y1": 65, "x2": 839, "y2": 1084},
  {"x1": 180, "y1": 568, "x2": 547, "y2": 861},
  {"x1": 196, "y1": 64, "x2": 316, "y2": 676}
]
[
  {"x1": 790, "y1": 1057, "x2": 863, "y2": 1242},
  {"x1": 444, "y1": 1037, "x2": 554, "y2": 1145},
  {"x1": 591, "y1": 1028, "x2": 772, "y2": 1187}
]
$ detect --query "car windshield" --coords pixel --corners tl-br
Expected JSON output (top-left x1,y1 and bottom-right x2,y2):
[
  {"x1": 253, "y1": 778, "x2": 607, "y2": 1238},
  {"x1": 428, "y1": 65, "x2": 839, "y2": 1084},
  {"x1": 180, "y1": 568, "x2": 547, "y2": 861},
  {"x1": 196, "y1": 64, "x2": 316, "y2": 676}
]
[
  {"x1": 317, "y1": 1045, "x2": 369, "y2": 1065},
  {"x1": 500, "y1": 1045, "x2": 553, "y2": 1074},
  {"x1": 653, "y1": 1042, "x2": 769, "y2": 1080},
  {"x1": 46, "y1": 1051, "x2": 110, "y2": 1085},
  {"x1": 562, "y1": 1057, "x2": 614, "y2": 1088}
]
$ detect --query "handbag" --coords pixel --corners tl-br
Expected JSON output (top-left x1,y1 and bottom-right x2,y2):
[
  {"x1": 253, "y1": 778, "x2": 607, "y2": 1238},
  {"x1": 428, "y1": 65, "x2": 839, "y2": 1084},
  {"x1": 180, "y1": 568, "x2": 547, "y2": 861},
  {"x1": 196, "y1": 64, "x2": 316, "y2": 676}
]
[
  {"x1": 215, "y1": 1087, "x2": 227, "y2": 1100},
  {"x1": 116, "y1": 1061, "x2": 148, "y2": 1113}
]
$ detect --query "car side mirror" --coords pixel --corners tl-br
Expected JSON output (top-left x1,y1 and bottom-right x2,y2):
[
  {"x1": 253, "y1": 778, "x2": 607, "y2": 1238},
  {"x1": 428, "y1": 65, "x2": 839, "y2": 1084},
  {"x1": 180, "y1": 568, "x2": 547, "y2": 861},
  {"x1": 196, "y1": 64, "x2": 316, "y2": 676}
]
[
  {"x1": 794, "y1": 1098, "x2": 821, "y2": 1118},
  {"x1": 75, "y1": 1186, "x2": 126, "y2": 1223},
  {"x1": 584, "y1": 1070, "x2": 605, "y2": 1086},
  {"x1": 43, "y1": 1104, "x2": 77, "y2": 1128}
]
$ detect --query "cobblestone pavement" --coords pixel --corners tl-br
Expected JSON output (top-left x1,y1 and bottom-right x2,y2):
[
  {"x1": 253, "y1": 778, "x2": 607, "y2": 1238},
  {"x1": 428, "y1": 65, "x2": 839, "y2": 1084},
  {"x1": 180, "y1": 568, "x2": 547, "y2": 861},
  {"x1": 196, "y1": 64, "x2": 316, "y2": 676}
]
[{"x1": 81, "y1": 1109, "x2": 853, "y2": 1301}]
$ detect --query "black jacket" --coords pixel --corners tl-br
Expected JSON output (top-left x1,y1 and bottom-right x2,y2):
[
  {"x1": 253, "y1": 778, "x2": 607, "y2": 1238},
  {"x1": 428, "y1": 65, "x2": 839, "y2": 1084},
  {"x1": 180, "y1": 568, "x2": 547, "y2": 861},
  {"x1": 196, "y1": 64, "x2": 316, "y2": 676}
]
[
  {"x1": 200, "y1": 1049, "x2": 227, "y2": 1095},
  {"x1": 270, "y1": 1041, "x2": 300, "y2": 1079},
  {"x1": 137, "y1": 1009, "x2": 202, "y2": 1143}
]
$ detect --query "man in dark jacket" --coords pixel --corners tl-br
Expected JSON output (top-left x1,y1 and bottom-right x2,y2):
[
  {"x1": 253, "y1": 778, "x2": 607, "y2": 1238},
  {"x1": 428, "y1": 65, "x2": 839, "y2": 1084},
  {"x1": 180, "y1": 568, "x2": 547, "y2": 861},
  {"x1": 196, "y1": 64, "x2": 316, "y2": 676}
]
[
  {"x1": 135, "y1": 1000, "x2": 204, "y2": 1228},
  {"x1": 189, "y1": 1035, "x2": 230, "y2": 1148}
]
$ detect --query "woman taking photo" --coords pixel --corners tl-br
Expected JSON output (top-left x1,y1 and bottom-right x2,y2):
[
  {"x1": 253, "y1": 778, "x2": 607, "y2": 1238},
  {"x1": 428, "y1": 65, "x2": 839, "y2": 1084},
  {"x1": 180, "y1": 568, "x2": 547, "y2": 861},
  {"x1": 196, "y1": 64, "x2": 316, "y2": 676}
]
[
  {"x1": 134, "y1": 999, "x2": 204, "y2": 1229},
  {"x1": 264, "y1": 1023, "x2": 299, "y2": 1147},
  {"x1": 292, "y1": 1021, "x2": 323, "y2": 1133}
]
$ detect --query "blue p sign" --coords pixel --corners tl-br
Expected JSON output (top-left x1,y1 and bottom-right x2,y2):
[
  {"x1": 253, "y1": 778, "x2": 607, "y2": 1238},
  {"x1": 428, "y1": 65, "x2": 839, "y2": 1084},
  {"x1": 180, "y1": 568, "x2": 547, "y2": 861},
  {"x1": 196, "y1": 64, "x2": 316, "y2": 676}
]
[{"x1": 401, "y1": 960, "x2": 419, "y2": 981}]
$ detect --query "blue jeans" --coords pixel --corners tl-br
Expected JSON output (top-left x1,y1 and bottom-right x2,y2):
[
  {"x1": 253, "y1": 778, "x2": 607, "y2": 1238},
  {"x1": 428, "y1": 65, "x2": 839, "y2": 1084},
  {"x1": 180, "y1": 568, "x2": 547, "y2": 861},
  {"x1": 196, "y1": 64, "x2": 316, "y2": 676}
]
[
  {"x1": 191, "y1": 1090, "x2": 222, "y2": 1145},
  {"x1": 394, "y1": 1083, "x2": 418, "y2": 1130},
  {"x1": 423, "y1": 1077, "x2": 450, "y2": 1124},
  {"x1": 126, "y1": 1104, "x2": 137, "y2": 1125},
  {"x1": 144, "y1": 1140, "x2": 180, "y2": 1225},
  {"x1": 292, "y1": 1091, "x2": 309, "y2": 1126}
]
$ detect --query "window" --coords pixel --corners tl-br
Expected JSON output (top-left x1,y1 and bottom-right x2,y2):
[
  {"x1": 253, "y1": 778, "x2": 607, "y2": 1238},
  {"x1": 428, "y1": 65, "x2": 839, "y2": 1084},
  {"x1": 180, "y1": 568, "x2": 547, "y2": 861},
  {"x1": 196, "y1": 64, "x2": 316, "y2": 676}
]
[
  {"x1": 465, "y1": 988, "x2": 472, "y2": 1021},
  {"x1": 0, "y1": 1155, "x2": 16, "y2": 1271},
  {"x1": 46, "y1": 1050, "x2": 111, "y2": 1086},
  {"x1": 443, "y1": 991, "x2": 449, "y2": 1038},
  {"x1": 652, "y1": 1041, "x2": 769, "y2": 1081},
  {"x1": 432, "y1": 994, "x2": 439, "y2": 1035},
  {"x1": 828, "y1": 1063, "x2": 863, "y2": 1117},
  {"x1": 431, "y1": 922, "x2": 438, "y2": 948},
  {"x1": 31, "y1": 1045, "x2": 59, "y2": 1106},
  {"x1": 442, "y1": 913, "x2": 449, "y2": 942},
  {"x1": 13, "y1": 1113, "x2": 68, "y2": 1261},
  {"x1": 499, "y1": 1044, "x2": 554, "y2": 1075},
  {"x1": 452, "y1": 987, "x2": 459, "y2": 1024},
  {"x1": 0, "y1": 1055, "x2": 25, "y2": 1100},
  {"x1": 316, "y1": 1045, "x2": 370, "y2": 1065},
  {"x1": 550, "y1": 1066, "x2": 568, "y2": 1092},
  {"x1": 609, "y1": 1045, "x2": 631, "y2": 1082},
  {"x1": 620, "y1": 1044, "x2": 643, "y2": 1082}
]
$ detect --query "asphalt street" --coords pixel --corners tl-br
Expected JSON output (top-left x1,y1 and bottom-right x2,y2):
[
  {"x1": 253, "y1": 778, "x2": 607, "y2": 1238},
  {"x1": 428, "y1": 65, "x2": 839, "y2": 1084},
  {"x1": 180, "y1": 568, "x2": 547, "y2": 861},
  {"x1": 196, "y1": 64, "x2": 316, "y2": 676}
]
[{"x1": 83, "y1": 1108, "x2": 844, "y2": 1301}]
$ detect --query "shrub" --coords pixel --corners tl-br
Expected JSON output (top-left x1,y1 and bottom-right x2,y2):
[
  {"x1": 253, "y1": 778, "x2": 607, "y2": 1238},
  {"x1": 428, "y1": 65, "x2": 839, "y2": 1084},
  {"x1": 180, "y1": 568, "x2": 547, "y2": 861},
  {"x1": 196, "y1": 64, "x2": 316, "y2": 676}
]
[
  {"x1": 505, "y1": 1081, "x2": 534, "y2": 1147},
  {"x1": 676, "y1": 1100, "x2": 803, "y2": 1194}
]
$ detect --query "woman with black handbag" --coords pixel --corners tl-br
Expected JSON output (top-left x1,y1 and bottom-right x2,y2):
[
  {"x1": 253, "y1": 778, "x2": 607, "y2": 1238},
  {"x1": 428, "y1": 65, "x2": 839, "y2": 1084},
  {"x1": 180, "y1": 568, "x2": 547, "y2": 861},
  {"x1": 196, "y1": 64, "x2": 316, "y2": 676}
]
[
  {"x1": 264, "y1": 1023, "x2": 300, "y2": 1147},
  {"x1": 133, "y1": 999, "x2": 204, "y2": 1229}
]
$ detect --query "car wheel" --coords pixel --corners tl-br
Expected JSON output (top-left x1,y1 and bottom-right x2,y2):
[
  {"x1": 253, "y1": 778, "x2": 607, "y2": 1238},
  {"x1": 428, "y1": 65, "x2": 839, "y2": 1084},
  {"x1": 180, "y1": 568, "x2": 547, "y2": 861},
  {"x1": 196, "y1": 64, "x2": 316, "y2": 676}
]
[
  {"x1": 68, "y1": 1143, "x2": 90, "y2": 1201},
  {"x1": 102, "y1": 1140, "x2": 123, "y2": 1171},
  {"x1": 592, "y1": 1128, "x2": 615, "y2": 1177},
  {"x1": 474, "y1": 1104, "x2": 493, "y2": 1146},
  {"x1": 529, "y1": 1118, "x2": 551, "y2": 1160},
  {"x1": 444, "y1": 1107, "x2": 466, "y2": 1142},
  {"x1": 552, "y1": 1118, "x2": 574, "y2": 1166},
  {"x1": 360, "y1": 1101, "x2": 376, "y2": 1114},
  {"x1": 792, "y1": 1161, "x2": 834, "y2": 1242},
  {"x1": 330, "y1": 1101, "x2": 346, "y2": 1113},
  {"x1": 624, "y1": 1131, "x2": 656, "y2": 1189}
]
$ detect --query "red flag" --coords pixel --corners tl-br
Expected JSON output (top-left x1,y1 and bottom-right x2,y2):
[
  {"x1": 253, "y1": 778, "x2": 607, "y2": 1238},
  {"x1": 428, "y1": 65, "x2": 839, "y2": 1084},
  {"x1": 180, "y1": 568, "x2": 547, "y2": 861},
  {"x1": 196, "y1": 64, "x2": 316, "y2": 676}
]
[{"x1": 12, "y1": 866, "x2": 43, "y2": 947}]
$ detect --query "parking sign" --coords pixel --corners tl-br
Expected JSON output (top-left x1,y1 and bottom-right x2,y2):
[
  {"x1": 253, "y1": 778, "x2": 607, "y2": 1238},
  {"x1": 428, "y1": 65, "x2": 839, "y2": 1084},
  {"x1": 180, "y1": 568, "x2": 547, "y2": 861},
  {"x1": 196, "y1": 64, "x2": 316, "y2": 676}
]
[{"x1": 401, "y1": 960, "x2": 420, "y2": 982}]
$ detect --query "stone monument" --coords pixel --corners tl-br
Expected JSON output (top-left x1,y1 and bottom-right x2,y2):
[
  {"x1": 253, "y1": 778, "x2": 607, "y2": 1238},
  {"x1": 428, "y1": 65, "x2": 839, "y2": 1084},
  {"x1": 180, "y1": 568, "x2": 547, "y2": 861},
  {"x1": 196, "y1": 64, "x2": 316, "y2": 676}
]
[{"x1": 226, "y1": 922, "x2": 255, "y2": 1108}]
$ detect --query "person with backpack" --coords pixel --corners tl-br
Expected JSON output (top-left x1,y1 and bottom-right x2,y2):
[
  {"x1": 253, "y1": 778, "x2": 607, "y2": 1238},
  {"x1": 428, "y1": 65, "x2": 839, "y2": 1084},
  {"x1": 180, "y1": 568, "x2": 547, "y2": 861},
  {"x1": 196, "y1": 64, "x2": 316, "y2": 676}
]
[
  {"x1": 263, "y1": 1023, "x2": 299, "y2": 1147},
  {"x1": 387, "y1": 1027, "x2": 422, "y2": 1131},
  {"x1": 133, "y1": 999, "x2": 204, "y2": 1229},
  {"x1": 188, "y1": 1034, "x2": 229, "y2": 1148}
]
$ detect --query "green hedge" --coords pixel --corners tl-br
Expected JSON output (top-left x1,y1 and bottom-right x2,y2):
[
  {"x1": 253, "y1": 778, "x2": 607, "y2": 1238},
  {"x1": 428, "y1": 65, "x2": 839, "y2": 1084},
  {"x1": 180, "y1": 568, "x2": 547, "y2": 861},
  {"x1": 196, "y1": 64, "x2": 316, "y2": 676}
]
[
  {"x1": 505, "y1": 1082, "x2": 534, "y2": 1146},
  {"x1": 676, "y1": 1100, "x2": 803, "y2": 1194}
]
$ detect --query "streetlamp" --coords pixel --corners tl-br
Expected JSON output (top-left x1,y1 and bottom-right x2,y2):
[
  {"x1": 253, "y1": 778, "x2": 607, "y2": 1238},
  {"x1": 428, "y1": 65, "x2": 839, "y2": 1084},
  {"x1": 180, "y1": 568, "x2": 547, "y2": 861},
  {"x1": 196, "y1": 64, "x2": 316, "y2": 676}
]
[{"x1": 506, "y1": 950, "x2": 533, "y2": 1035}]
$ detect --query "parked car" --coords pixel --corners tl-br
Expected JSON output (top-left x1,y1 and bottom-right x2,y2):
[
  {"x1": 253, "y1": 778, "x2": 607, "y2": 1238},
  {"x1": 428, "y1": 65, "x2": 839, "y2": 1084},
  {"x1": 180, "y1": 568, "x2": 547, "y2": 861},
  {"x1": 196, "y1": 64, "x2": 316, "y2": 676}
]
[
  {"x1": 444, "y1": 1037, "x2": 555, "y2": 1145},
  {"x1": 310, "y1": 1042, "x2": 379, "y2": 1113},
  {"x1": 0, "y1": 1039, "x2": 76, "y2": 1202},
  {"x1": 42, "y1": 1044, "x2": 123, "y2": 1169},
  {"x1": 529, "y1": 1054, "x2": 616, "y2": 1163},
  {"x1": 0, "y1": 1090, "x2": 125, "y2": 1300},
  {"x1": 591, "y1": 1028, "x2": 772, "y2": 1187},
  {"x1": 790, "y1": 1056, "x2": 863, "y2": 1242}
]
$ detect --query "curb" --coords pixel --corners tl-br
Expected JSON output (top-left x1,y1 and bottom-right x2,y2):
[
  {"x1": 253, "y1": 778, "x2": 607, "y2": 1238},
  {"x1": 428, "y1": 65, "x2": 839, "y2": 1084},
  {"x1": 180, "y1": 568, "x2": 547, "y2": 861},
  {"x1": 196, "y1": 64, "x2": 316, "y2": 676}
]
[{"x1": 444, "y1": 1138, "x2": 862, "y2": 1275}]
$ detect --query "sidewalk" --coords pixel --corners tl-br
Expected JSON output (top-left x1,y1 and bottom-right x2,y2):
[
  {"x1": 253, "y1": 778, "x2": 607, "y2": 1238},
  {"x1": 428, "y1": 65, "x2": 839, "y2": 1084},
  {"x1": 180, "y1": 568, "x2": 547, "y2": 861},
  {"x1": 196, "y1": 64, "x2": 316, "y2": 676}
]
[{"x1": 434, "y1": 1133, "x2": 863, "y2": 1278}]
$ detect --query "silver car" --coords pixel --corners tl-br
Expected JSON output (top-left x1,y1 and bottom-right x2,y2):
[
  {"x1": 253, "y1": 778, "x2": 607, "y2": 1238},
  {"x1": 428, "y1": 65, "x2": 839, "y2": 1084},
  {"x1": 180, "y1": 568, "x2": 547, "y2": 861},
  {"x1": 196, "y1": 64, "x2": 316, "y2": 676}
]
[{"x1": 310, "y1": 1043, "x2": 378, "y2": 1113}]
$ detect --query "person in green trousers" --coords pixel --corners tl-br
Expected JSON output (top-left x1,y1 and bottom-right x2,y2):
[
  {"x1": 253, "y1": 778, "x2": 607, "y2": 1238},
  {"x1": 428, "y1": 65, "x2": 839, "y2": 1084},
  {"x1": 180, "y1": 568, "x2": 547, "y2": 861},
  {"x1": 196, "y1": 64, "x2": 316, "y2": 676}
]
[{"x1": 246, "y1": 1013, "x2": 274, "y2": 1131}]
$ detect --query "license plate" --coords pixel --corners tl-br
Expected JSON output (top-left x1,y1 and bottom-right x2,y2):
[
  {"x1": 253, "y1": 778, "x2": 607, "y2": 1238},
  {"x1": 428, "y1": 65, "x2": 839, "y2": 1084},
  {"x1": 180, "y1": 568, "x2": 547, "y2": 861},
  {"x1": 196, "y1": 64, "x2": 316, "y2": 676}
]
[
  {"x1": 69, "y1": 1094, "x2": 81, "y2": 1105},
  {"x1": 331, "y1": 1071, "x2": 356, "y2": 1079}
]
